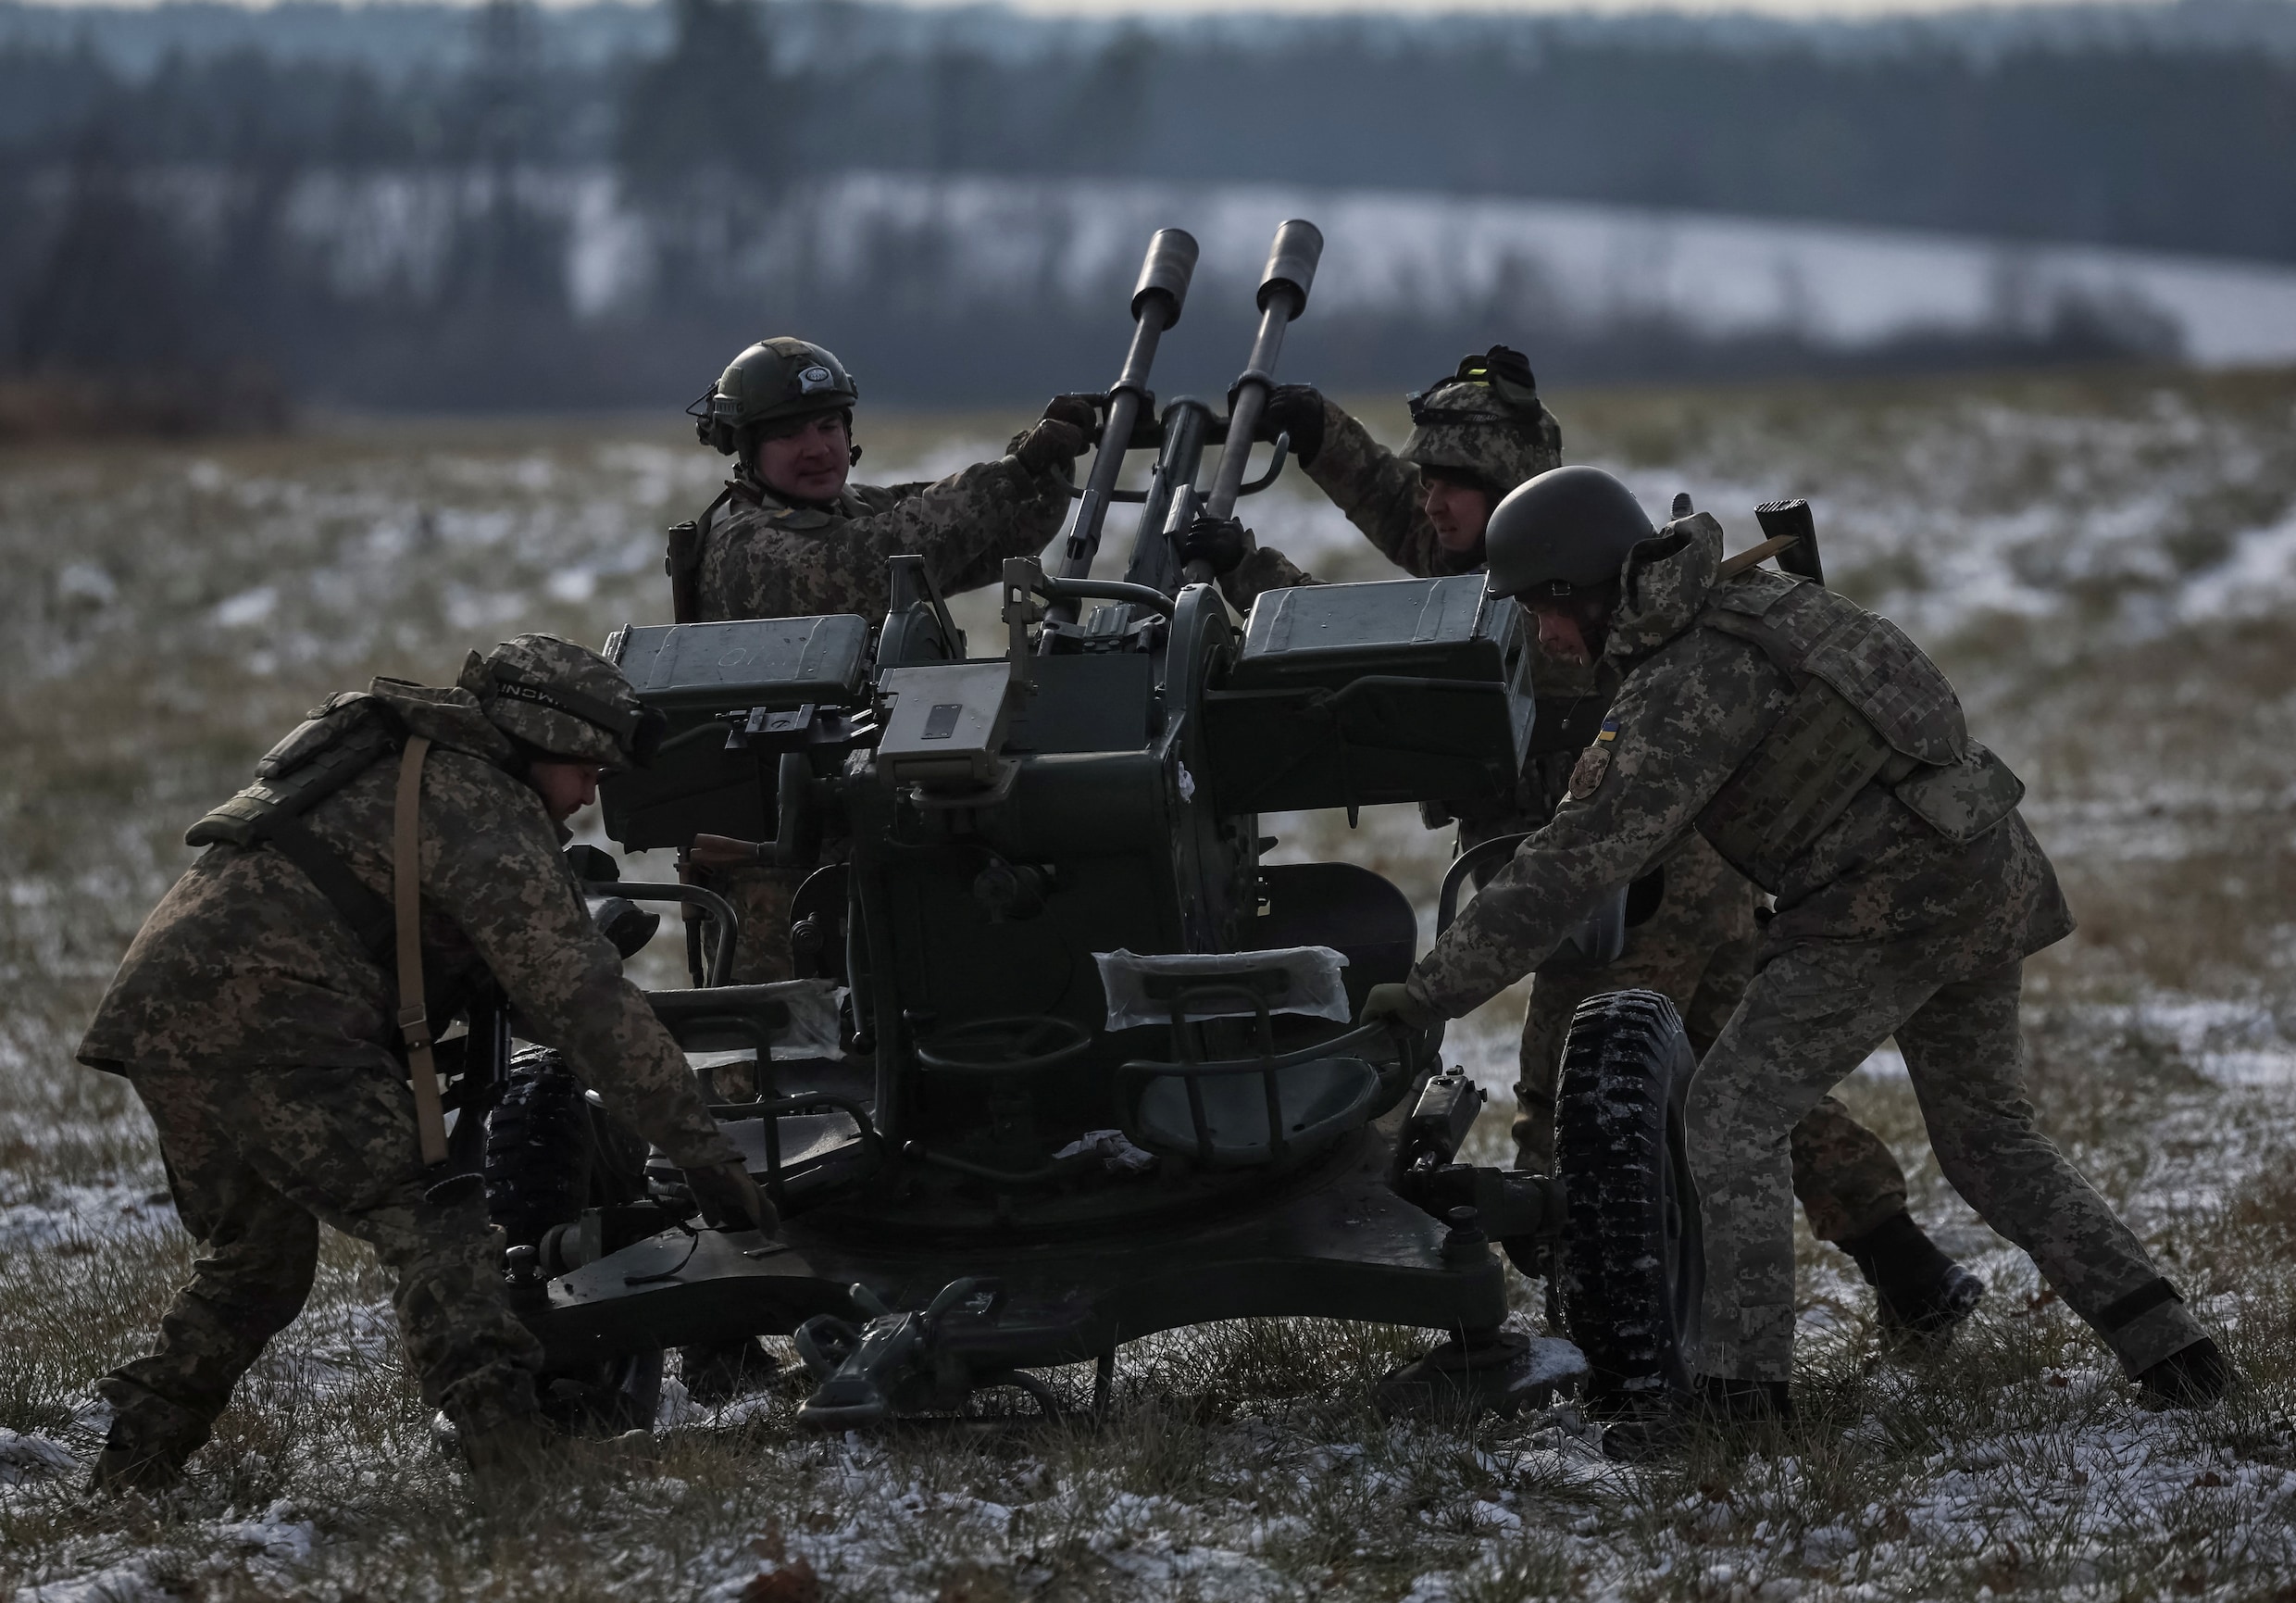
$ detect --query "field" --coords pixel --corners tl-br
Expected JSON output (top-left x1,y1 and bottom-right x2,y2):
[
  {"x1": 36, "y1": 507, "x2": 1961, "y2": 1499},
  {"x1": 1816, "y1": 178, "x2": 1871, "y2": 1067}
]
[{"x1": 5, "y1": 366, "x2": 2296, "y2": 1600}]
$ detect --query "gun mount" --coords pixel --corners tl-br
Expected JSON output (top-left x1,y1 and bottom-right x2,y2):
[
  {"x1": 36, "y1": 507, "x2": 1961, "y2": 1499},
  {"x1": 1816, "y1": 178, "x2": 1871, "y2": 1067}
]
[{"x1": 498, "y1": 225, "x2": 1699, "y2": 1431}]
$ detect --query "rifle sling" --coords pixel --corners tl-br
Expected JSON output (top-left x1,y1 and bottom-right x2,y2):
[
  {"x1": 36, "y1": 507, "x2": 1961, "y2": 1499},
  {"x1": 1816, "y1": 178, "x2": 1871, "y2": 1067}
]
[
  {"x1": 260, "y1": 814, "x2": 397, "y2": 968},
  {"x1": 393, "y1": 737, "x2": 450, "y2": 1168},
  {"x1": 1716, "y1": 533, "x2": 1801, "y2": 582}
]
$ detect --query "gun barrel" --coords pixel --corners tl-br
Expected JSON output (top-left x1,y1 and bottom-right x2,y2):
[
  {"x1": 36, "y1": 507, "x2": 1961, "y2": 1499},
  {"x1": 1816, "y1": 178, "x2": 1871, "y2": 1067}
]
[
  {"x1": 1054, "y1": 230, "x2": 1199, "y2": 599},
  {"x1": 1204, "y1": 219, "x2": 1323, "y2": 524}
]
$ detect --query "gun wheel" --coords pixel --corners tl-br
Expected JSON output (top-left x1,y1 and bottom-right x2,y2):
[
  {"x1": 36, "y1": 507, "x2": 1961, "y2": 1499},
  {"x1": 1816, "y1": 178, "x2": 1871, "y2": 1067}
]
[
  {"x1": 1554, "y1": 988, "x2": 1704, "y2": 1409},
  {"x1": 485, "y1": 1046, "x2": 661, "y2": 1434}
]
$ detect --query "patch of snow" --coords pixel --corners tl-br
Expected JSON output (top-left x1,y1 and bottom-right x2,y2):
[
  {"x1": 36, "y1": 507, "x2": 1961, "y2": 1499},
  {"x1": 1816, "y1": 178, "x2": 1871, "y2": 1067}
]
[
  {"x1": 210, "y1": 584, "x2": 279, "y2": 627},
  {"x1": 0, "y1": 1431, "x2": 77, "y2": 1485}
]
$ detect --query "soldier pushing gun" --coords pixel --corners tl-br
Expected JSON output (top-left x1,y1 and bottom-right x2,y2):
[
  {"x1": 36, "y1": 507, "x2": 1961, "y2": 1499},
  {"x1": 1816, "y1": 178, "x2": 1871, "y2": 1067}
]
[
  {"x1": 1187, "y1": 350, "x2": 1982, "y2": 1337},
  {"x1": 1359, "y1": 468, "x2": 2231, "y2": 1447},
  {"x1": 77, "y1": 636, "x2": 770, "y2": 1500}
]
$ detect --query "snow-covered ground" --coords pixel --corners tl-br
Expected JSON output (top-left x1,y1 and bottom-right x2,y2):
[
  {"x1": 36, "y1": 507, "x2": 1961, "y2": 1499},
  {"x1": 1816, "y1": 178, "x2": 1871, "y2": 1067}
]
[{"x1": 6, "y1": 368, "x2": 2296, "y2": 1598}]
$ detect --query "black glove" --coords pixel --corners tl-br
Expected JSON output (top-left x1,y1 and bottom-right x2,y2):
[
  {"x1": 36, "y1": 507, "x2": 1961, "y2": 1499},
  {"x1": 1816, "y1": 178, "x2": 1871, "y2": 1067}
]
[
  {"x1": 1256, "y1": 383, "x2": 1327, "y2": 469},
  {"x1": 1179, "y1": 515, "x2": 1251, "y2": 578},
  {"x1": 1042, "y1": 393, "x2": 1102, "y2": 439},
  {"x1": 685, "y1": 1160, "x2": 778, "y2": 1234},
  {"x1": 1014, "y1": 416, "x2": 1088, "y2": 476}
]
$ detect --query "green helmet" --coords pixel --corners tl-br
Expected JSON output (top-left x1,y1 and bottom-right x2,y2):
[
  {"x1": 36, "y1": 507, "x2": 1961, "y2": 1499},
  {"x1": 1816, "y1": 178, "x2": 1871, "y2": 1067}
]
[
  {"x1": 458, "y1": 634, "x2": 665, "y2": 770},
  {"x1": 1483, "y1": 466, "x2": 1656, "y2": 600},
  {"x1": 1400, "y1": 345, "x2": 1563, "y2": 499},
  {"x1": 691, "y1": 337, "x2": 859, "y2": 456}
]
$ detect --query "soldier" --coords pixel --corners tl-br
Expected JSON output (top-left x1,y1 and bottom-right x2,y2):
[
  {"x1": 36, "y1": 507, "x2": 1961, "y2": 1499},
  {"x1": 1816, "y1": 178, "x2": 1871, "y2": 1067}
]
[
  {"x1": 670, "y1": 337, "x2": 1090, "y2": 985},
  {"x1": 76, "y1": 636, "x2": 769, "y2": 1497},
  {"x1": 1186, "y1": 351, "x2": 1978, "y2": 1335},
  {"x1": 1361, "y1": 467, "x2": 2229, "y2": 1434},
  {"x1": 668, "y1": 338, "x2": 1090, "y2": 1396}
]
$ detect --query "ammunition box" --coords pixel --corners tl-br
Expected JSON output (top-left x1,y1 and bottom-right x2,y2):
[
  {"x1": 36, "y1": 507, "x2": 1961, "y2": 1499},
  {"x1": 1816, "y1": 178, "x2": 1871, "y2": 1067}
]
[
  {"x1": 600, "y1": 616, "x2": 871, "y2": 852},
  {"x1": 1201, "y1": 576, "x2": 1533, "y2": 814}
]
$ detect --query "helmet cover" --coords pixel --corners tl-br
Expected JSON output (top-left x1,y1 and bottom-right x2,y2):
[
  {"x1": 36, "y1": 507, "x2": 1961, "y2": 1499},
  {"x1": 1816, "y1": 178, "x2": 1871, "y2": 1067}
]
[
  {"x1": 1400, "y1": 345, "x2": 1564, "y2": 498},
  {"x1": 460, "y1": 634, "x2": 664, "y2": 770}
]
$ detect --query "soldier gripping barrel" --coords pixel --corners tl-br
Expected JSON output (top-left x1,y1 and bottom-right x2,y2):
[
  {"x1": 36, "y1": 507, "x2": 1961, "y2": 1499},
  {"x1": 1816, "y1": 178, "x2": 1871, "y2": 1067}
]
[
  {"x1": 1359, "y1": 467, "x2": 2231, "y2": 1441},
  {"x1": 667, "y1": 337, "x2": 1092, "y2": 985},
  {"x1": 75, "y1": 635, "x2": 771, "y2": 1498},
  {"x1": 1185, "y1": 350, "x2": 1981, "y2": 1336}
]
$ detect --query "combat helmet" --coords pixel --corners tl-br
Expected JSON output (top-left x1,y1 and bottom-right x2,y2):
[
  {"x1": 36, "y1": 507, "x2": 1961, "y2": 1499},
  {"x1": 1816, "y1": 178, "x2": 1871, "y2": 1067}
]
[
  {"x1": 691, "y1": 338, "x2": 859, "y2": 456},
  {"x1": 1483, "y1": 466, "x2": 1656, "y2": 600},
  {"x1": 1400, "y1": 345, "x2": 1563, "y2": 499},
  {"x1": 458, "y1": 634, "x2": 665, "y2": 770}
]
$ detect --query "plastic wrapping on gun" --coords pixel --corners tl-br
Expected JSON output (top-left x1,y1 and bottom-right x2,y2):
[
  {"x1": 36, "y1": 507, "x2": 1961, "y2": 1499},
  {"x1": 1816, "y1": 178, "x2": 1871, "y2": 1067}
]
[{"x1": 1093, "y1": 946, "x2": 1352, "y2": 1030}]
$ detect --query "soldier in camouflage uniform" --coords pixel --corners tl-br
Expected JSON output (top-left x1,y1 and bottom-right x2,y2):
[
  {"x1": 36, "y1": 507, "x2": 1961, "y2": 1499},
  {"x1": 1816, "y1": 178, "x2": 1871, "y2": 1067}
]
[
  {"x1": 77, "y1": 636, "x2": 767, "y2": 1496},
  {"x1": 669, "y1": 337, "x2": 1090, "y2": 986},
  {"x1": 1190, "y1": 353, "x2": 1968, "y2": 1330},
  {"x1": 1363, "y1": 468, "x2": 2228, "y2": 1427}
]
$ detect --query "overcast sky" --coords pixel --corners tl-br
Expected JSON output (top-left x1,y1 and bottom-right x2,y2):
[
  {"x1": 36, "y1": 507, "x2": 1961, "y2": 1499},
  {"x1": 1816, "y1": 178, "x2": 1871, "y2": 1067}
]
[{"x1": 9, "y1": 0, "x2": 2177, "y2": 20}]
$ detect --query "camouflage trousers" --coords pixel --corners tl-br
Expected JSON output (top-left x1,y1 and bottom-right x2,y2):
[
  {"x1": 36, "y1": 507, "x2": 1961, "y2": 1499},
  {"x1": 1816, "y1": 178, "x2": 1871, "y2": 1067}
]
[
  {"x1": 1511, "y1": 833, "x2": 1909, "y2": 1245},
  {"x1": 1685, "y1": 950, "x2": 2207, "y2": 1384},
  {"x1": 100, "y1": 1063, "x2": 543, "y2": 1470}
]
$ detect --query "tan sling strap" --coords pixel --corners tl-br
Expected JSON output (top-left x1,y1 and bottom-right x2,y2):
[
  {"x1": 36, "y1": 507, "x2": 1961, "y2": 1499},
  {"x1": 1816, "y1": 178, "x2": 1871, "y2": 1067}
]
[
  {"x1": 393, "y1": 736, "x2": 449, "y2": 1167},
  {"x1": 1715, "y1": 532, "x2": 1802, "y2": 582}
]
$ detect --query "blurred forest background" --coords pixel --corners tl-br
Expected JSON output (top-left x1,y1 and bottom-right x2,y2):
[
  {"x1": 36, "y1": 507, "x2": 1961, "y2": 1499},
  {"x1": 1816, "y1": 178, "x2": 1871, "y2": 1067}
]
[{"x1": 3, "y1": 0, "x2": 2295, "y2": 426}]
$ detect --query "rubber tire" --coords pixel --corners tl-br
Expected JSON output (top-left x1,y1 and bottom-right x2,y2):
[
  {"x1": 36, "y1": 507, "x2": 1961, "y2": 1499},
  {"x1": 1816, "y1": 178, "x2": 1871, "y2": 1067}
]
[
  {"x1": 484, "y1": 1046, "x2": 662, "y2": 1434},
  {"x1": 483, "y1": 1046, "x2": 593, "y2": 1247},
  {"x1": 1554, "y1": 988, "x2": 1704, "y2": 1407}
]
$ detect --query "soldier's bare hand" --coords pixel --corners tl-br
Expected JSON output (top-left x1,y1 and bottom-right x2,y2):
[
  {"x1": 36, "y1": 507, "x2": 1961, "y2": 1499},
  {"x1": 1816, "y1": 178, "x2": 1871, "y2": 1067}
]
[{"x1": 686, "y1": 1161, "x2": 777, "y2": 1234}]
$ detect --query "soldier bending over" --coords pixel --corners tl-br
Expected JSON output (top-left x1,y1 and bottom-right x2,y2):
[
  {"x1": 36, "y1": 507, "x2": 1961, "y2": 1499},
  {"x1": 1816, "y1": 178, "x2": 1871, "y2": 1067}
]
[
  {"x1": 1187, "y1": 350, "x2": 1977, "y2": 1333},
  {"x1": 77, "y1": 636, "x2": 768, "y2": 1497},
  {"x1": 1361, "y1": 468, "x2": 2229, "y2": 1436}
]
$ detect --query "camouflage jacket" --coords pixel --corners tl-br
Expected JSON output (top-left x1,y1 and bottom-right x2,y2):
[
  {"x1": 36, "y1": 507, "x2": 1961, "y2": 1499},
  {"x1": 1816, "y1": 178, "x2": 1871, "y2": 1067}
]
[
  {"x1": 1407, "y1": 515, "x2": 2074, "y2": 1018},
  {"x1": 1221, "y1": 399, "x2": 1485, "y2": 612},
  {"x1": 78, "y1": 683, "x2": 739, "y2": 1171},
  {"x1": 693, "y1": 449, "x2": 1073, "y2": 623}
]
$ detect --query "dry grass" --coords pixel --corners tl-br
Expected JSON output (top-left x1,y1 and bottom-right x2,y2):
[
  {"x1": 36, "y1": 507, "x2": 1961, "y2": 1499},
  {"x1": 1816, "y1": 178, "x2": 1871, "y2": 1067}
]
[{"x1": 6, "y1": 370, "x2": 2296, "y2": 1599}]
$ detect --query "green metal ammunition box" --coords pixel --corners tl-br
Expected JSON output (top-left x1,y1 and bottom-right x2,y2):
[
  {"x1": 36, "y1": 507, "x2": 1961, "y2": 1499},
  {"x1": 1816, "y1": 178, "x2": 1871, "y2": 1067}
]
[
  {"x1": 600, "y1": 617, "x2": 871, "y2": 851},
  {"x1": 1200, "y1": 575, "x2": 1533, "y2": 814}
]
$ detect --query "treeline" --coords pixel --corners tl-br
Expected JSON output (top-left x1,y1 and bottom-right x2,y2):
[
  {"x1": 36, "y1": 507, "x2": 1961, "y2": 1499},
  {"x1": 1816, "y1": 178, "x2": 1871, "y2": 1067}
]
[
  {"x1": 0, "y1": 0, "x2": 2250, "y2": 424},
  {"x1": 7, "y1": 0, "x2": 2295, "y2": 261}
]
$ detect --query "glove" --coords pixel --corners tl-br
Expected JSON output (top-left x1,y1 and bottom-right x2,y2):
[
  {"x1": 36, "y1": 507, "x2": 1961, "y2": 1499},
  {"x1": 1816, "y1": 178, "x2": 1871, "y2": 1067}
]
[
  {"x1": 1256, "y1": 383, "x2": 1327, "y2": 469},
  {"x1": 1359, "y1": 982, "x2": 1440, "y2": 1034},
  {"x1": 1178, "y1": 515, "x2": 1251, "y2": 578},
  {"x1": 1014, "y1": 416, "x2": 1088, "y2": 477},
  {"x1": 1042, "y1": 393, "x2": 1102, "y2": 438},
  {"x1": 685, "y1": 1160, "x2": 778, "y2": 1235}
]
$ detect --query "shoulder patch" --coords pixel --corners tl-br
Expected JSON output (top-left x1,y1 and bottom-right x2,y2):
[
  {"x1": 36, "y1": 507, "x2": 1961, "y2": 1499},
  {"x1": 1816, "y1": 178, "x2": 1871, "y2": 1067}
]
[{"x1": 1566, "y1": 741, "x2": 1614, "y2": 802}]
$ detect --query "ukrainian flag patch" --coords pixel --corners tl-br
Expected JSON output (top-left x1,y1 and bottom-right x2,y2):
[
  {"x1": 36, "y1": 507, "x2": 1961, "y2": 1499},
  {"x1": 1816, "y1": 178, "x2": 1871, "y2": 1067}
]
[{"x1": 1596, "y1": 717, "x2": 1620, "y2": 743}]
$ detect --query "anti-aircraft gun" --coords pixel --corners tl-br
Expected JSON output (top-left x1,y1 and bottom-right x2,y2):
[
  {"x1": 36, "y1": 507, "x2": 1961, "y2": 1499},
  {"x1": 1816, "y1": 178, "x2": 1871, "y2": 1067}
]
[{"x1": 490, "y1": 225, "x2": 1704, "y2": 1430}]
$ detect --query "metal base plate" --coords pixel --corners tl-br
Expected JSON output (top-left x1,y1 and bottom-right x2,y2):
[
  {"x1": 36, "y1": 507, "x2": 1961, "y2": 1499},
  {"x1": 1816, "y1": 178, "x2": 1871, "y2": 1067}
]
[{"x1": 536, "y1": 1126, "x2": 1507, "y2": 1371}]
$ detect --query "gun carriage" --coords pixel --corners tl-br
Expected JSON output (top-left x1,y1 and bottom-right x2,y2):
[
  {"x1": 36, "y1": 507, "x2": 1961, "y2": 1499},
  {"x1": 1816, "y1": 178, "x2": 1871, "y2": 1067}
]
[{"x1": 476, "y1": 225, "x2": 1703, "y2": 1430}]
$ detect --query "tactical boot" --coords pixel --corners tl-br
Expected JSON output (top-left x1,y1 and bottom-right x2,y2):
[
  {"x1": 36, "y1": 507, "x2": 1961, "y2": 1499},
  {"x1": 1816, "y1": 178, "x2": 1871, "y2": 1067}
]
[
  {"x1": 457, "y1": 1412, "x2": 559, "y2": 1506},
  {"x1": 1840, "y1": 1210, "x2": 1986, "y2": 1341},
  {"x1": 2137, "y1": 1337, "x2": 2232, "y2": 1408},
  {"x1": 85, "y1": 1384, "x2": 207, "y2": 1497},
  {"x1": 86, "y1": 1436, "x2": 189, "y2": 1497}
]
